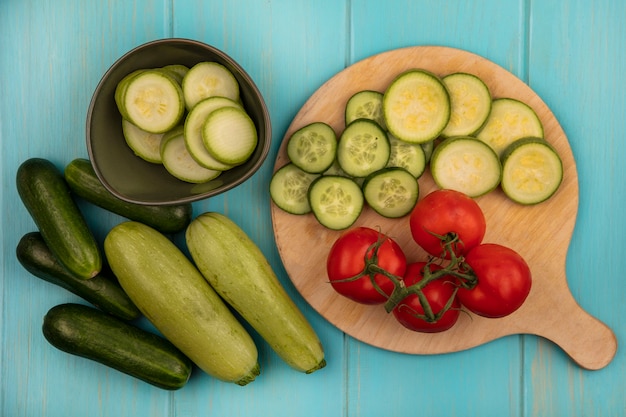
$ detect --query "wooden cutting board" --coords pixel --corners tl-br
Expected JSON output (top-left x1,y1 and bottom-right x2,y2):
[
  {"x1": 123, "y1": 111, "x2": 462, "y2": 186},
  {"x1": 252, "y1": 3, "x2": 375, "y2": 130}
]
[{"x1": 270, "y1": 46, "x2": 617, "y2": 370}]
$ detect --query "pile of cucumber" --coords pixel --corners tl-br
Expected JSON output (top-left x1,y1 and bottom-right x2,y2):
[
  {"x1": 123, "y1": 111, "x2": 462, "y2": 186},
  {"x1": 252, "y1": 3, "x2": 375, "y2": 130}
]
[
  {"x1": 115, "y1": 61, "x2": 258, "y2": 183},
  {"x1": 271, "y1": 69, "x2": 563, "y2": 230},
  {"x1": 16, "y1": 157, "x2": 325, "y2": 390}
]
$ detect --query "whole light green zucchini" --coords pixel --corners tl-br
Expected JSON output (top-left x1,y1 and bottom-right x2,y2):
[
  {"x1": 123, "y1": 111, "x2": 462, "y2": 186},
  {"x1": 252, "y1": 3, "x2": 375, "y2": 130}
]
[
  {"x1": 42, "y1": 303, "x2": 191, "y2": 390},
  {"x1": 16, "y1": 158, "x2": 102, "y2": 279},
  {"x1": 186, "y1": 212, "x2": 326, "y2": 374},
  {"x1": 104, "y1": 221, "x2": 260, "y2": 385}
]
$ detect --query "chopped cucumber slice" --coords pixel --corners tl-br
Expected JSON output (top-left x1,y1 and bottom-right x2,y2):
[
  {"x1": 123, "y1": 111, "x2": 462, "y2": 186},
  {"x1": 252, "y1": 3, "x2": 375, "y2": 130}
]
[
  {"x1": 162, "y1": 64, "x2": 189, "y2": 81},
  {"x1": 383, "y1": 69, "x2": 450, "y2": 144},
  {"x1": 182, "y1": 62, "x2": 240, "y2": 110},
  {"x1": 270, "y1": 163, "x2": 320, "y2": 215},
  {"x1": 121, "y1": 119, "x2": 166, "y2": 164},
  {"x1": 362, "y1": 167, "x2": 419, "y2": 218},
  {"x1": 160, "y1": 126, "x2": 222, "y2": 183},
  {"x1": 121, "y1": 70, "x2": 185, "y2": 134},
  {"x1": 308, "y1": 175, "x2": 364, "y2": 230},
  {"x1": 440, "y1": 72, "x2": 492, "y2": 138},
  {"x1": 201, "y1": 106, "x2": 258, "y2": 165},
  {"x1": 386, "y1": 134, "x2": 427, "y2": 178},
  {"x1": 430, "y1": 136, "x2": 502, "y2": 197},
  {"x1": 337, "y1": 119, "x2": 390, "y2": 178},
  {"x1": 345, "y1": 90, "x2": 386, "y2": 129},
  {"x1": 183, "y1": 96, "x2": 242, "y2": 170},
  {"x1": 475, "y1": 98, "x2": 544, "y2": 157},
  {"x1": 501, "y1": 137, "x2": 563, "y2": 205},
  {"x1": 287, "y1": 122, "x2": 337, "y2": 174},
  {"x1": 115, "y1": 69, "x2": 145, "y2": 120}
]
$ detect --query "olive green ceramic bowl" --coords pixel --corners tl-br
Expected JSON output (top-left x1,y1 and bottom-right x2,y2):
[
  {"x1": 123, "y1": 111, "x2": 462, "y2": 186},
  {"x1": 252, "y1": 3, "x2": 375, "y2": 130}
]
[{"x1": 86, "y1": 38, "x2": 271, "y2": 205}]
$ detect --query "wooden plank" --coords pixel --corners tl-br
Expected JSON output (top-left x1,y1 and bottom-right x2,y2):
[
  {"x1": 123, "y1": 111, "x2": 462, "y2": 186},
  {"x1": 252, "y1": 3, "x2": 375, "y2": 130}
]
[{"x1": 525, "y1": 0, "x2": 626, "y2": 415}]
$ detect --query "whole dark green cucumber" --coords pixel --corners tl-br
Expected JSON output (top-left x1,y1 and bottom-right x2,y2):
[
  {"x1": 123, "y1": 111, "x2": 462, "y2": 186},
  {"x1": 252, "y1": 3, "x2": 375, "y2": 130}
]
[
  {"x1": 16, "y1": 232, "x2": 141, "y2": 321},
  {"x1": 16, "y1": 158, "x2": 101, "y2": 279},
  {"x1": 64, "y1": 158, "x2": 192, "y2": 234},
  {"x1": 42, "y1": 303, "x2": 192, "y2": 390}
]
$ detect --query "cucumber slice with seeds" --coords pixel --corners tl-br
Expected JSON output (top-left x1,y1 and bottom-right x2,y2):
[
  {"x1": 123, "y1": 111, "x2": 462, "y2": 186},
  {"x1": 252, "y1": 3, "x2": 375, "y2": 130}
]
[
  {"x1": 440, "y1": 72, "x2": 492, "y2": 138},
  {"x1": 121, "y1": 70, "x2": 185, "y2": 134},
  {"x1": 386, "y1": 134, "x2": 427, "y2": 178},
  {"x1": 475, "y1": 98, "x2": 544, "y2": 157},
  {"x1": 183, "y1": 96, "x2": 241, "y2": 170},
  {"x1": 307, "y1": 175, "x2": 364, "y2": 230},
  {"x1": 345, "y1": 90, "x2": 386, "y2": 129},
  {"x1": 121, "y1": 119, "x2": 166, "y2": 164},
  {"x1": 501, "y1": 137, "x2": 563, "y2": 205},
  {"x1": 383, "y1": 69, "x2": 450, "y2": 144},
  {"x1": 182, "y1": 62, "x2": 240, "y2": 110},
  {"x1": 161, "y1": 126, "x2": 222, "y2": 184},
  {"x1": 362, "y1": 167, "x2": 419, "y2": 218},
  {"x1": 201, "y1": 106, "x2": 258, "y2": 165},
  {"x1": 287, "y1": 122, "x2": 337, "y2": 174},
  {"x1": 270, "y1": 163, "x2": 320, "y2": 215},
  {"x1": 337, "y1": 119, "x2": 390, "y2": 178},
  {"x1": 430, "y1": 136, "x2": 501, "y2": 197}
]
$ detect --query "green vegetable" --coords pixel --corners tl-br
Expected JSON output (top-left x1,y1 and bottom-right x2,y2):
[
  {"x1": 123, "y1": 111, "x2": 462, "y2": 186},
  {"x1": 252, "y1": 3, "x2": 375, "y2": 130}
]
[
  {"x1": 362, "y1": 167, "x2": 419, "y2": 218},
  {"x1": 42, "y1": 303, "x2": 192, "y2": 390},
  {"x1": 186, "y1": 212, "x2": 326, "y2": 373},
  {"x1": 64, "y1": 158, "x2": 193, "y2": 233},
  {"x1": 16, "y1": 158, "x2": 102, "y2": 279},
  {"x1": 16, "y1": 232, "x2": 141, "y2": 321},
  {"x1": 104, "y1": 221, "x2": 260, "y2": 385}
]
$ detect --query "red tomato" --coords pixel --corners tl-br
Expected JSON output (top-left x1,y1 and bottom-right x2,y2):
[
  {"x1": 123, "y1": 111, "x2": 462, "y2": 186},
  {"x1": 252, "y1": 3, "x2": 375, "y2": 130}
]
[
  {"x1": 327, "y1": 227, "x2": 407, "y2": 304},
  {"x1": 457, "y1": 243, "x2": 532, "y2": 318},
  {"x1": 392, "y1": 262, "x2": 461, "y2": 333},
  {"x1": 409, "y1": 189, "x2": 486, "y2": 259}
]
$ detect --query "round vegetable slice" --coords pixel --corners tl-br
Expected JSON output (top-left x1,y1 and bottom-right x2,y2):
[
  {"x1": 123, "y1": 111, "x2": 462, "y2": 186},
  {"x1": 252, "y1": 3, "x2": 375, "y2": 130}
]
[
  {"x1": 386, "y1": 134, "x2": 427, "y2": 178},
  {"x1": 121, "y1": 119, "x2": 165, "y2": 163},
  {"x1": 500, "y1": 136, "x2": 563, "y2": 205},
  {"x1": 201, "y1": 106, "x2": 258, "y2": 165},
  {"x1": 183, "y1": 96, "x2": 241, "y2": 170},
  {"x1": 383, "y1": 69, "x2": 450, "y2": 144},
  {"x1": 308, "y1": 175, "x2": 364, "y2": 230},
  {"x1": 270, "y1": 163, "x2": 320, "y2": 215},
  {"x1": 182, "y1": 61, "x2": 240, "y2": 110},
  {"x1": 345, "y1": 90, "x2": 386, "y2": 129},
  {"x1": 440, "y1": 72, "x2": 492, "y2": 138},
  {"x1": 430, "y1": 136, "x2": 502, "y2": 197},
  {"x1": 337, "y1": 118, "x2": 390, "y2": 178},
  {"x1": 121, "y1": 70, "x2": 185, "y2": 134},
  {"x1": 475, "y1": 97, "x2": 544, "y2": 157},
  {"x1": 161, "y1": 126, "x2": 222, "y2": 183},
  {"x1": 287, "y1": 122, "x2": 337, "y2": 174},
  {"x1": 362, "y1": 167, "x2": 419, "y2": 218}
]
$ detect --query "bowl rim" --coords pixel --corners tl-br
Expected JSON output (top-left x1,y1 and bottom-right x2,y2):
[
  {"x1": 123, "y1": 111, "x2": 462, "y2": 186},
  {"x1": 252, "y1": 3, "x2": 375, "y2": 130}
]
[{"x1": 86, "y1": 37, "x2": 272, "y2": 206}]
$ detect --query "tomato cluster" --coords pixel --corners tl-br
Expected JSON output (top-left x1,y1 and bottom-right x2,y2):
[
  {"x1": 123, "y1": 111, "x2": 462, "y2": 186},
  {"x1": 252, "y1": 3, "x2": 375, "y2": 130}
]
[{"x1": 326, "y1": 189, "x2": 532, "y2": 333}]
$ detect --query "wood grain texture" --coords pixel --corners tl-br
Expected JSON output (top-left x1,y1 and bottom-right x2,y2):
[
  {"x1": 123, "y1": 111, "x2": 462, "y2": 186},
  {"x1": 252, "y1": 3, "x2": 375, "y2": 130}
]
[{"x1": 271, "y1": 46, "x2": 616, "y2": 370}]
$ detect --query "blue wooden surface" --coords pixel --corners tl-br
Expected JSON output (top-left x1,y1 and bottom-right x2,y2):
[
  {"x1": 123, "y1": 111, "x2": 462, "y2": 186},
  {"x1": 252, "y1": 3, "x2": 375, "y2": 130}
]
[{"x1": 1, "y1": 0, "x2": 624, "y2": 416}]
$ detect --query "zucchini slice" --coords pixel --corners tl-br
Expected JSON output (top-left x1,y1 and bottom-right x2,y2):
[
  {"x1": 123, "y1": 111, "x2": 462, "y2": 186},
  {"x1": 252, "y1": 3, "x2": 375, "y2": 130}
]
[
  {"x1": 287, "y1": 122, "x2": 337, "y2": 174},
  {"x1": 307, "y1": 175, "x2": 364, "y2": 230},
  {"x1": 121, "y1": 119, "x2": 165, "y2": 164},
  {"x1": 440, "y1": 72, "x2": 492, "y2": 138},
  {"x1": 121, "y1": 70, "x2": 185, "y2": 134},
  {"x1": 383, "y1": 69, "x2": 450, "y2": 144},
  {"x1": 270, "y1": 163, "x2": 320, "y2": 215},
  {"x1": 201, "y1": 106, "x2": 258, "y2": 165},
  {"x1": 161, "y1": 126, "x2": 222, "y2": 184},
  {"x1": 430, "y1": 136, "x2": 502, "y2": 197},
  {"x1": 362, "y1": 167, "x2": 419, "y2": 218},
  {"x1": 475, "y1": 97, "x2": 544, "y2": 157},
  {"x1": 501, "y1": 136, "x2": 563, "y2": 205},
  {"x1": 345, "y1": 90, "x2": 386, "y2": 129},
  {"x1": 182, "y1": 61, "x2": 240, "y2": 110},
  {"x1": 337, "y1": 118, "x2": 390, "y2": 178}
]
